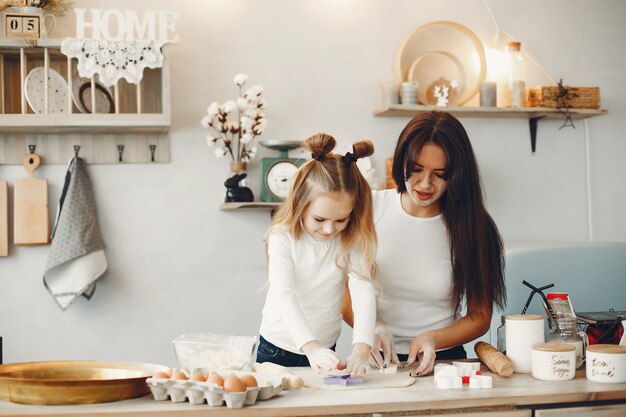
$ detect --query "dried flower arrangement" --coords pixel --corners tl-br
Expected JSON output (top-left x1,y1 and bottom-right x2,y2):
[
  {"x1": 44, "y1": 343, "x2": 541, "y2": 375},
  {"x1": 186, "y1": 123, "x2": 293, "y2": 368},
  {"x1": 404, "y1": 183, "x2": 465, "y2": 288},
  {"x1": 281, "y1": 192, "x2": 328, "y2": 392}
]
[
  {"x1": 0, "y1": 0, "x2": 74, "y2": 16},
  {"x1": 201, "y1": 73, "x2": 267, "y2": 164}
]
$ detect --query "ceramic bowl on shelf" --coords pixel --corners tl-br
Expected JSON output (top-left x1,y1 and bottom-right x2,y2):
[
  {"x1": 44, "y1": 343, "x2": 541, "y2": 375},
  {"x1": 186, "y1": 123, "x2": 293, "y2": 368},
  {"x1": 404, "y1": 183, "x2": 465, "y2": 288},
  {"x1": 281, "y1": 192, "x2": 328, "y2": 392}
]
[
  {"x1": 24, "y1": 67, "x2": 68, "y2": 114},
  {"x1": 395, "y1": 21, "x2": 486, "y2": 106}
]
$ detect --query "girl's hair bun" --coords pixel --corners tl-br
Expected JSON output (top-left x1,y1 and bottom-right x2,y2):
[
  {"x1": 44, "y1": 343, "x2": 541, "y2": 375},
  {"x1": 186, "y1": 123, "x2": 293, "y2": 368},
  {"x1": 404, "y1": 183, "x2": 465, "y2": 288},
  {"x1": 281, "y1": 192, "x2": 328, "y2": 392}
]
[
  {"x1": 352, "y1": 140, "x2": 374, "y2": 160},
  {"x1": 304, "y1": 133, "x2": 336, "y2": 161}
]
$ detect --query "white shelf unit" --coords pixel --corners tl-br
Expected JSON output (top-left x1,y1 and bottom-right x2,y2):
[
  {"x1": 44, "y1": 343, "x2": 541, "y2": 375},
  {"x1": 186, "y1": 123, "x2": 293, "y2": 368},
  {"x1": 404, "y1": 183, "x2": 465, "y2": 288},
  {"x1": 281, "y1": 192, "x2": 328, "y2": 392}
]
[
  {"x1": 0, "y1": 38, "x2": 171, "y2": 164},
  {"x1": 373, "y1": 104, "x2": 608, "y2": 153}
]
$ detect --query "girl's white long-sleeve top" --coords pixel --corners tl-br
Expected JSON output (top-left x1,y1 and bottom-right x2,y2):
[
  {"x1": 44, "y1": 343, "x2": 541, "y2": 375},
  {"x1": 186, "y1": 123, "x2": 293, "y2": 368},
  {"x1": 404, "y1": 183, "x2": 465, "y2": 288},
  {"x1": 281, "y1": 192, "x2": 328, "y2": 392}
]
[{"x1": 259, "y1": 228, "x2": 376, "y2": 354}]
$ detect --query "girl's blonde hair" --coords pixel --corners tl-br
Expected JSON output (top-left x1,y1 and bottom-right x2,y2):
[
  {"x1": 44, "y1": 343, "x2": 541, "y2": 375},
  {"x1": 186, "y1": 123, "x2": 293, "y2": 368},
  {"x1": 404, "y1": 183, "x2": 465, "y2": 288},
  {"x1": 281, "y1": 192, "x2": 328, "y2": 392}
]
[{"x1": 269, "y1": 133, "x2": 377, "y2": 279}]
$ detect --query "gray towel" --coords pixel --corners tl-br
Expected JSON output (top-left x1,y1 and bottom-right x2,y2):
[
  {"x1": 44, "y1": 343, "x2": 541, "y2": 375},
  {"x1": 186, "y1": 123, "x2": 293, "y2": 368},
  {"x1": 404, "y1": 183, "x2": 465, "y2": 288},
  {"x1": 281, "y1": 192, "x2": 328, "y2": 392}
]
[{"x1": 44, "y1": 157, "x2": 107, "y2": 311}]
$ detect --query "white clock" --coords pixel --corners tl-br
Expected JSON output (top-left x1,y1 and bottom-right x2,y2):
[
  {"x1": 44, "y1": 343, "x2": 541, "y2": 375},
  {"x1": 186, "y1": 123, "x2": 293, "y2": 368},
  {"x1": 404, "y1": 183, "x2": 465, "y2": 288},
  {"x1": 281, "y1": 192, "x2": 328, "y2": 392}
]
[{"x1": 265, "y1": 161, "x2": 299, "y2": 200}]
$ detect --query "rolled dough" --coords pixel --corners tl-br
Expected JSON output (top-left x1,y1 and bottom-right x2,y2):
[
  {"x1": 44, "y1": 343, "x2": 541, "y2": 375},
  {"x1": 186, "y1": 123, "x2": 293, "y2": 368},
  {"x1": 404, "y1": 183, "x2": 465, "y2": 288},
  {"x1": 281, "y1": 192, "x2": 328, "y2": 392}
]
[{"x1": 298, "y1": 367, "x2": 416, "y2": 390}]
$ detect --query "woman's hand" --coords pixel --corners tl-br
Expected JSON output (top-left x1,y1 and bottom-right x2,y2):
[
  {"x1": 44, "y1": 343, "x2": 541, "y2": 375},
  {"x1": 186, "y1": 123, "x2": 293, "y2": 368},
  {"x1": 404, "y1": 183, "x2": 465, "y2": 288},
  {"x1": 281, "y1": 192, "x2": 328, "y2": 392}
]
[
  {"x1": 369, "y1": 324, "x2": 400, "y2": 369},
  {"x1": 302, "y1": 341, "x2": 340, "y2": 373},
  {"x1": 344, "y1": 342, "x2": 371, "y2": 376},
  {"x1": 406, "y1": 332, "x2": 436, "y2": 376}
]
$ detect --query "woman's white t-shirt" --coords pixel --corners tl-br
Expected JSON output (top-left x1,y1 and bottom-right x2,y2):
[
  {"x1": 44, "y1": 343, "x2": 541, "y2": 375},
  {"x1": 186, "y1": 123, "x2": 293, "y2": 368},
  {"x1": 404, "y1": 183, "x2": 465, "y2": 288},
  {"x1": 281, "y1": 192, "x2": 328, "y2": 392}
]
[
  {"x1": 373, "y1": 189, "x2": 458, "y2": 354},
  {"x1": 259, "y1": 227, "x2": 376, "y2": 354}
]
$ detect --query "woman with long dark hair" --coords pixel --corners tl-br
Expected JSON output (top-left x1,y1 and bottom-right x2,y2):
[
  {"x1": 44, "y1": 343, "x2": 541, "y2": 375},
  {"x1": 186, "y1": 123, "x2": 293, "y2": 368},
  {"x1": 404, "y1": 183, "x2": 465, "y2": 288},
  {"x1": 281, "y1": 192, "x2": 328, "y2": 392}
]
[{"x1": 343, "y1": 111, "x2": 505, "y2": 376}]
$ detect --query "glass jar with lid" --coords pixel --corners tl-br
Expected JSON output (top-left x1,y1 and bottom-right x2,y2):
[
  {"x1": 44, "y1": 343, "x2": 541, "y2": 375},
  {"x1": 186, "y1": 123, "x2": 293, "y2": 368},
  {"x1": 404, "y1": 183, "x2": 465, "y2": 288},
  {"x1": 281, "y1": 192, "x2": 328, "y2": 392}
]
[
  {"x1": 548, "y1": 315, "x2": 588, "y2": 369},
  {"x1": 499, "y1": 41, "x2": 526, "y2": 108}
]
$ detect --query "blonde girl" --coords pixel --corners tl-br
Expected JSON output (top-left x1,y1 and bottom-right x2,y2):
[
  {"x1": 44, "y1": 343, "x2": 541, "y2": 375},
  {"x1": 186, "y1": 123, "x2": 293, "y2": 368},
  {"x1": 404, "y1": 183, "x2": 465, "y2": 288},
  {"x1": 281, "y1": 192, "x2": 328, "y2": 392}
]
[{"x1": 257, "y1": 133, "x2": 377, "y2": 376}]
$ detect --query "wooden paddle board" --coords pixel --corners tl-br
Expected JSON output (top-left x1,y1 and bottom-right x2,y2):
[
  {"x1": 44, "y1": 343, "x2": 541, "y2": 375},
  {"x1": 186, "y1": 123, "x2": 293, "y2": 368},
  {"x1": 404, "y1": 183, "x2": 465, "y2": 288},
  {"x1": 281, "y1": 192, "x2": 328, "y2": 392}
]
[
  {"x1": 0, "y1": 180, "x2": 8, "y2": 256},
  {"x1": 14, "y1": 154, "x2": 50, "y2": 246}
]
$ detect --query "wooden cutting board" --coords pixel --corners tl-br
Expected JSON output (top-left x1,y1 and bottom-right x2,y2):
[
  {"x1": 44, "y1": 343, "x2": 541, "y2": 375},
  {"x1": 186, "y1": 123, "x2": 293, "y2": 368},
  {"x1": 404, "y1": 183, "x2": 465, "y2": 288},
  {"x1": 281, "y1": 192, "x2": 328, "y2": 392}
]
[
  {"x1": 13, "y1": 154, "x2": 50, "y2": 246},
  {"x1": 0, "y1": 180, "x2": 8, "y2": 256}
]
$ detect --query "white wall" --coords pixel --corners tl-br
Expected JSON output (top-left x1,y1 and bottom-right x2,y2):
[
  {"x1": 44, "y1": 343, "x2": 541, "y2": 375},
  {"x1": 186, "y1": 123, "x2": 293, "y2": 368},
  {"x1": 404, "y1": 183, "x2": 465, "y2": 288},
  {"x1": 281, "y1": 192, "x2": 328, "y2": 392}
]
[{"x1": 1, "y1": 0, "x2": 625, "y2": 366}]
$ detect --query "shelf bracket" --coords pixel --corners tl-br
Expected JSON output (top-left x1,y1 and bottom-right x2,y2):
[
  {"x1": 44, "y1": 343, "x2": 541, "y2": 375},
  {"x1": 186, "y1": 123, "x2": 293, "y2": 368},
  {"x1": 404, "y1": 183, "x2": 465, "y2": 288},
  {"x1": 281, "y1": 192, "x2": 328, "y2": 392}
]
[{"x1": 529, "y1": 116, "x2": 546, "y2": 153}]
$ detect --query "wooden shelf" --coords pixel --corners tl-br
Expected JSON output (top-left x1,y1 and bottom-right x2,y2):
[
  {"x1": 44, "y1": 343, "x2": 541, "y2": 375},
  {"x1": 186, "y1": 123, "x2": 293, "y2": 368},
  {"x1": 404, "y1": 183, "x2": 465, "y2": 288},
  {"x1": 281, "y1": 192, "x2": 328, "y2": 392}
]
[
  {"x1": 221, "y1": 202, "x2": 281, "y2": 211},
  {"x1": 373, "y1": 104, "x2": 608, "y2": 153},
  {"x1": 373, "y1": 104, "x2": 608, "y2": 119},
  {"x1": 0, "y1": 113, "x2": 170, "y2": 134}
]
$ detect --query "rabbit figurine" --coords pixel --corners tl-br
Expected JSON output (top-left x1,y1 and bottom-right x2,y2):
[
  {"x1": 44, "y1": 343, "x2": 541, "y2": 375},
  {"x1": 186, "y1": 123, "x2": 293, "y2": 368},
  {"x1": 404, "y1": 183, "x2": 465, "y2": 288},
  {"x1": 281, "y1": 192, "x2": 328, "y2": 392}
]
[{"x1": 224, "y1": 173, "x2": 254, "y2": 202}]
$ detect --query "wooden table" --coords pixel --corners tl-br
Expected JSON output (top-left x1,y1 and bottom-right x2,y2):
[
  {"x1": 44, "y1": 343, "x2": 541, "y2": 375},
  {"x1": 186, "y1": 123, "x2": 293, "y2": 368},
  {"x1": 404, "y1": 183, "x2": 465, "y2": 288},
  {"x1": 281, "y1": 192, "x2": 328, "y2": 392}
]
[{"x1": 0, "y1": 369, "x2": 625, "y2": 417}]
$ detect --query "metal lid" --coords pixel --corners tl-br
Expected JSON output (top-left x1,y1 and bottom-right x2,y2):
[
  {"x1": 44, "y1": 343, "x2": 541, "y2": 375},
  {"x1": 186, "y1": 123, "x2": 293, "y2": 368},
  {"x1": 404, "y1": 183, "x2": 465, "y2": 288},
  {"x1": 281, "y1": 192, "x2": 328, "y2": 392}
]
[{"x1": 259, "y1": 140, "x2": 303, "y2": 151}]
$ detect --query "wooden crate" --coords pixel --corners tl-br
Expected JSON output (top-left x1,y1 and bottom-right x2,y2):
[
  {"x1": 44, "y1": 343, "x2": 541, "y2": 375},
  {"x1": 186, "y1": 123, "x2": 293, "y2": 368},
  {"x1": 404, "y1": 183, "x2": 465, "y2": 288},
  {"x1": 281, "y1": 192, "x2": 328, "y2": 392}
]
[{"x1": 527, "y1": 86, "x2": 600, "y2": 109}]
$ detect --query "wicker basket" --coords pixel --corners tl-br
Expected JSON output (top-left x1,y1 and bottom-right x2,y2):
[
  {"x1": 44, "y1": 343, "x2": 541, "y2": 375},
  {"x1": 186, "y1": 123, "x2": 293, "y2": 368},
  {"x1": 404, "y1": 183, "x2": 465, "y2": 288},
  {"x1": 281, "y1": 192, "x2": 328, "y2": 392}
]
[{"x1": 527, "y1": 86, "x2": 600, "y2": 109}]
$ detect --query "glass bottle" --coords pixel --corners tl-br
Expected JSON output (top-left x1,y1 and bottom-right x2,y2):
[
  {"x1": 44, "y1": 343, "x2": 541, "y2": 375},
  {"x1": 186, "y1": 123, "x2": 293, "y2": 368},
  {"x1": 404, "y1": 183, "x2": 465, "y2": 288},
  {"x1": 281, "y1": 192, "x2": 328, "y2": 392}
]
[
  {"x1": 496, "y1": 315, "x2": 506, "y2": 353},
  {"x1": 500, "y1": 41, "x2": 526, "y2": 108},
  {"x1": 548, "y1": 316, "x2": 588, "y2": 369}
]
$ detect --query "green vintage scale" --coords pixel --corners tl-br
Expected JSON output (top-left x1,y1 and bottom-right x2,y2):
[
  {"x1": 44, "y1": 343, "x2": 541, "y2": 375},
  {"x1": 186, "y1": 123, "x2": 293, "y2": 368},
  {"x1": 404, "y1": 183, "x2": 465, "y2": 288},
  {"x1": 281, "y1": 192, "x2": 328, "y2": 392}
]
[{"x1": 260, "y1": 140, "x2": 304, "y2": 202}]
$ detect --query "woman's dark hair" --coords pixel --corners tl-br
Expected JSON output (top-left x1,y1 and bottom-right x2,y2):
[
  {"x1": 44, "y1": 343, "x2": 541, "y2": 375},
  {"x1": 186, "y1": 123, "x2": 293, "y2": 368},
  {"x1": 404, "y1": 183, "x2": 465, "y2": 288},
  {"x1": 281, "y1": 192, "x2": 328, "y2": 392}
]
[{"x1": 392, "y1": 111, "x2": 505, "y2": 315}]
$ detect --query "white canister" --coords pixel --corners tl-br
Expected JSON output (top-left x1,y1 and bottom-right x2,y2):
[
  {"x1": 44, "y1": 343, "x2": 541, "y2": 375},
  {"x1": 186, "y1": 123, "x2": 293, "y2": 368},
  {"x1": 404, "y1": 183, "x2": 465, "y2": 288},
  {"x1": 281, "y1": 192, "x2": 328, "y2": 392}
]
[
  {"x1": 531, "y1": 342, "x2": 576, "y2": 381},
  {"x1": 586, "y1": 344, "x2": 626, "y2": 384},
  {"x1": 506, "y1": 314, "x2": 545, "y2": 373}
]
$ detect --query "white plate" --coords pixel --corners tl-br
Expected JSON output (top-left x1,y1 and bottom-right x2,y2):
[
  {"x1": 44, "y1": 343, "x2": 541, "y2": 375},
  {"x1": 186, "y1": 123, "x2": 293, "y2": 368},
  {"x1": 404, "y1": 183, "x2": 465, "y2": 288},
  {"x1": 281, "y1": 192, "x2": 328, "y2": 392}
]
[
  {"x1": 72, "y1": 74, "x2": 114, "y2": 114},
  {"x1": 407, "y1": 51, "x2": 466, "y2": 105},
  {"x1": 395, "y1": 21, "x2": 486, "y2": 106},
  {"x1": 24, "y1": 67, "x2": 68, "y2": 114}
]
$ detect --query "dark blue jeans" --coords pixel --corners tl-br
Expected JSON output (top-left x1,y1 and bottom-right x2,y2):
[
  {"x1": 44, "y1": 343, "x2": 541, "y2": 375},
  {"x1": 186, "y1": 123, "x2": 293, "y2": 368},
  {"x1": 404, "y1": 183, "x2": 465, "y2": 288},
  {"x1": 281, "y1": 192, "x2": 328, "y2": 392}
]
[
  {"x1": 396, "y1": 344, "x2": 467, "y2": 362},
  {"x1": 256, "y1": 335, "x2": 336, "y2": 368}
]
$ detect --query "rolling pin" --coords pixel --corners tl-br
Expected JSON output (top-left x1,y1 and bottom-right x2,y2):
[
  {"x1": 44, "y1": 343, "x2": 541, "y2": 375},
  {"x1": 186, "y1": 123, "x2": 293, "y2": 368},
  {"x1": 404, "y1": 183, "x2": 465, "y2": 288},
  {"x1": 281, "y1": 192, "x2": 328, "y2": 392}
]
[
  {"x1": 474, "y1": 341, "x2": 514, "y2": 377},
  {"x1": 252, "y1": 362, "x2": 304, "y2": 390}
]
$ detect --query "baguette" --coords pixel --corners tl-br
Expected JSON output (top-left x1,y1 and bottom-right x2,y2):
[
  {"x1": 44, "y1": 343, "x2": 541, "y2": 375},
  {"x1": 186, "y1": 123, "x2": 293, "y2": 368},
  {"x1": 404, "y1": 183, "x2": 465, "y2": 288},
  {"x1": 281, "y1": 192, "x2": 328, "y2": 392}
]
[
  {"x1": 251, "y1": 362, "x2": 304, "y2": 390},
  {"x1": 474, "y1": 341, "x2": 514, "y2": 377}
]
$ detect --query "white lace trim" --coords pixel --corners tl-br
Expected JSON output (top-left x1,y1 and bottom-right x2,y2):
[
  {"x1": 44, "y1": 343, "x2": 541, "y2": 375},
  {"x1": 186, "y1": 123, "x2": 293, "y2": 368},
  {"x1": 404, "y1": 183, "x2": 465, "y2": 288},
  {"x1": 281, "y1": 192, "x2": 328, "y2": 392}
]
[{"x1": 61, "y1": 38, "x2": 167, "y2": 87}]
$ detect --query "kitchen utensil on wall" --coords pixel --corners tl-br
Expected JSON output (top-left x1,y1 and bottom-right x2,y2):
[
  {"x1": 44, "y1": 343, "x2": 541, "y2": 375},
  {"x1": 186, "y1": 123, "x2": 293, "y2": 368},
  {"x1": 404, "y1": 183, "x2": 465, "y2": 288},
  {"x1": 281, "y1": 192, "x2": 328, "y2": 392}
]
[
  {"x1": 0, "y1": 181, "x2": 8, "y2": 256},
  {"x1": 14, "y1": 153, "x2": 50, "y2": 246}
]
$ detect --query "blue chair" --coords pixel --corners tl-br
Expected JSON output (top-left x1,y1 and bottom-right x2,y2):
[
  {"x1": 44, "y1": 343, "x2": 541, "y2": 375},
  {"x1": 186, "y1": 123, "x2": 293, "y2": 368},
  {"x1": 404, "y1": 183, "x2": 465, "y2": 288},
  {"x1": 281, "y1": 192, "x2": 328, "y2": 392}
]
[{"x1": 488, "y1": 242, "x2": 626, "y2": 346}]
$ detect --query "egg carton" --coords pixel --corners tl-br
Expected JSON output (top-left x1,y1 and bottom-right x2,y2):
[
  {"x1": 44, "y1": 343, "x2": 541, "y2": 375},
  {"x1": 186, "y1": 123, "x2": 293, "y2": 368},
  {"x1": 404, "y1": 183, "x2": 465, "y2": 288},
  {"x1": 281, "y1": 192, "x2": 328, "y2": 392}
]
[{"x1": 146, "y1": 371, "x2": 283, "y2": 409}]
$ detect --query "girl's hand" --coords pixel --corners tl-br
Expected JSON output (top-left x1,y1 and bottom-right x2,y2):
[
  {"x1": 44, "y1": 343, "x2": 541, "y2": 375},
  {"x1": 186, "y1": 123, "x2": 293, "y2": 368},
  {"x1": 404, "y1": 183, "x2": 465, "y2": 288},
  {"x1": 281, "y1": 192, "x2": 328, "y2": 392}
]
[
  {"x1": 370, "y1": 324, "x2": 400, "y2": 369},
  {"x1": 344, "y1": 342, "x2": 371, "y2": 376},
  {"x1": 302, "y1": 341, "x2": 340, "y2": 373},
  {"x1": 406, "y1": 332, "x2": 436, "y2": 376}
]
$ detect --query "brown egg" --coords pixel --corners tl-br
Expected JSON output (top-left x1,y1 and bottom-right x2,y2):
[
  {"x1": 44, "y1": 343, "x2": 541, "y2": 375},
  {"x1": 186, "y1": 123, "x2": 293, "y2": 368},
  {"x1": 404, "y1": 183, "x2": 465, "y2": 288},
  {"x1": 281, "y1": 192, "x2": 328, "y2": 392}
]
[
  {"x1": 153, "y1": 371, "x2": 170, "y2": 379},
  {"x1": 165, "y1": 368, "x2": 173, "y2": 377},
  {"x1": 171, "y1": 370, "x2": 188, "y2": 380},
  {"x1": 207, "y1": 372, "x2": 224, "y2": 387},
  {"x1": 240, "y1": 374, "x2": 258, "y2": 388},
  {"x1": 190, "y1": 372, "x2": 208, "y2": 382},
  {"x1": 223, "y1": 374, "x2": 246, "y2": 392}
]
